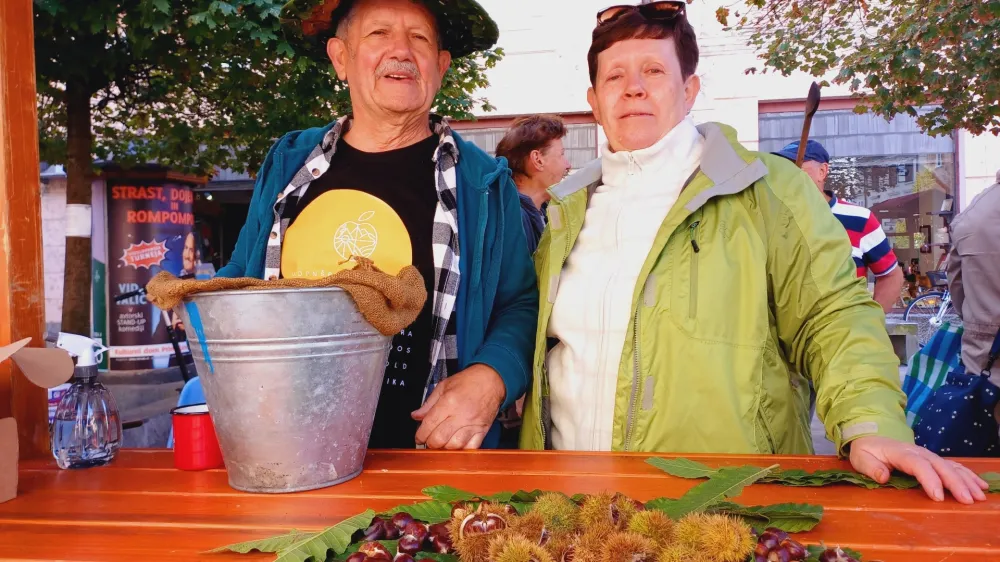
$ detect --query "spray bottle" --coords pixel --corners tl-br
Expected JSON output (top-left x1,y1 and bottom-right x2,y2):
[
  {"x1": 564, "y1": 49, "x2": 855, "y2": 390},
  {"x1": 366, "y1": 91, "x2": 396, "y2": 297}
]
[{"x1": 51, "y1": 333, "x2": 123, "y2": 469}]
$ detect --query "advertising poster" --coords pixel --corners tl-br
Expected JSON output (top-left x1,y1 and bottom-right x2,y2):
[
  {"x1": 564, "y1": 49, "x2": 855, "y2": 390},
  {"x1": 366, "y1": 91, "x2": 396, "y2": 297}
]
[{"x1": 106, "y1": 181, "x2": 199, "y2": 370}]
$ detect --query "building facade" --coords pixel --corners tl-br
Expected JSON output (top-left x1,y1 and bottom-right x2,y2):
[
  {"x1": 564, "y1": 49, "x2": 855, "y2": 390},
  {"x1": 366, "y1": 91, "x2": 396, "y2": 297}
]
[{"x1": 456, "y1": 0, "x2": 999, "y2": 224}]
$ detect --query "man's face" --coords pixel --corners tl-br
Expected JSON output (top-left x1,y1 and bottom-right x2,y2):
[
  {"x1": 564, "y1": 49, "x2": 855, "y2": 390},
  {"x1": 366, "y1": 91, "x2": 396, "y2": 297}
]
[
  {"x1": 182, "y1": 233, "x2": 196, "y2": 272},
  {"x1": 535, "y1": 138, "x2": 572, "y2": 187},
  {"x1": 587, "y1": 38, "x2": 700, "y2": 152},
  {"x1": 801, "y1": 160, "x2": 830, "y2": 192},
  {"x1": 328, "y1": 0, "x2": 451, "y2": 120}
]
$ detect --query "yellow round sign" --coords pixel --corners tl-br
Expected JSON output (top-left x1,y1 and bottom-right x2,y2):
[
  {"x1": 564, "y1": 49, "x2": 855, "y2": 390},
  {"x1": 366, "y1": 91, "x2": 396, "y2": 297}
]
[{"x1": 281, "y1": 189, "x2": 412, "y2": 279}]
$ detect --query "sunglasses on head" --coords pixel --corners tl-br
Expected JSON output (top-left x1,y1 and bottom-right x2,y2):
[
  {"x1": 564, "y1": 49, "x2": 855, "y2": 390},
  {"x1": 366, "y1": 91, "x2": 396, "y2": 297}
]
[{"x1": 596, "y1": 1, "x2": 687, "y2": 27}]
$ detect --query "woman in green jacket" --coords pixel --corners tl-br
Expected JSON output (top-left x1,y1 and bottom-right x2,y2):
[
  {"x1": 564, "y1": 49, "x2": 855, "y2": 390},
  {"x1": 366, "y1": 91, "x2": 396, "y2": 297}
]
[{"x1": 520, "y1": 1, "x2": 988, "y2": 505}]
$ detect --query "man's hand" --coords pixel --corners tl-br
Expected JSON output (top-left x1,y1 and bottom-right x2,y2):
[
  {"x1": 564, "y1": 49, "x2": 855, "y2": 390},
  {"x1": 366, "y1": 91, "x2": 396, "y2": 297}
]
[
  {"x1": 412, "y1": 364, "x2": 506, "y2": 450},
  {"x1": 849, "y1": 436, "x2": 989, "y2": 504}
]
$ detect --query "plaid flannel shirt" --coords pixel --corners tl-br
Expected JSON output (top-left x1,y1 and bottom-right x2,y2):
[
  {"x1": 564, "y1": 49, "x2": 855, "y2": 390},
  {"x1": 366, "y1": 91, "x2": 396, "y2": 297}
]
[{"x1": 263, "y1": 115, "x2": 461, "y2": 399}]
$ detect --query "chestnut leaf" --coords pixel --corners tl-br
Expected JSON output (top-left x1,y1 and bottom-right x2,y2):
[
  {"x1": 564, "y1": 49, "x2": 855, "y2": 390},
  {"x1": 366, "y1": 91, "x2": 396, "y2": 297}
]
[
  {"x1": 981, "y1": 472, "x2": 1000, "y2": 493},
  {"x1": 649, "y1": 464, "x2": 779, "y2": 519},
  {"x1": 273, "y1": 510, "x2": 377, "y2": 562},
  {"x1": 707, "y1": 501, "x2": 824, "y2": 533},
  {"x1": 205, "y1": 529, "x2": 312, "y2": 554},
  {"x1": 421, "y1": 485, "x2": 480, "y2": 503},
  {"x1": 645, "y1": 457, "x2": 718, "y2": 479},
  {"x1": 382, "y1": 501, "x2": 454, "y2": 524},
  {"x1": 415, "y1": 554, "x2": 459, "y2": 562}
]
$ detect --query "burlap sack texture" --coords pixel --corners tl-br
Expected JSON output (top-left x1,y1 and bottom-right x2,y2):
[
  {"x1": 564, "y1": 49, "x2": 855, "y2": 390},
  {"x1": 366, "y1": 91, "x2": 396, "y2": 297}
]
[{"x1": 145, "y1": 257, "x2": 426, "y2": 337}]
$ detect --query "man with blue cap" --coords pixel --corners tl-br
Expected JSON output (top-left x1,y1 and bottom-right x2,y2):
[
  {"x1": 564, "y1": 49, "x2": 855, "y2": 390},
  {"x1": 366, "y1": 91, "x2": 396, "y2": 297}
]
[{"x1": 774, "y1": 140, "x2": 905, "y2": 313}]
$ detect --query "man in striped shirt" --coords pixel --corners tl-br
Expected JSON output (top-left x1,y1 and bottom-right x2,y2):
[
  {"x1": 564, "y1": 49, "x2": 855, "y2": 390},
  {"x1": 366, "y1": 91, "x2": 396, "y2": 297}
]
[{"x1": 775, "y1": 140, "x2": 905, "y2": 313}]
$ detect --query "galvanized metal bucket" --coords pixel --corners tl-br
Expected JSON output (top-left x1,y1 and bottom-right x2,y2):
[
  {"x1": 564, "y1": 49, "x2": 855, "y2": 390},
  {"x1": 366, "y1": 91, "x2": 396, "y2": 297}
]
[{"x1": 177, "y1": 287, "x2": 391, "y2": 493}]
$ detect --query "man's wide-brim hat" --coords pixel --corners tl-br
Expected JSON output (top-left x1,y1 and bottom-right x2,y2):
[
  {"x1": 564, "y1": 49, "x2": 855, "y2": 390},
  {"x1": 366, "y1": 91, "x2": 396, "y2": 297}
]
[{"x1": 280, "y1": 0, "x2": 500, "y2": 60}]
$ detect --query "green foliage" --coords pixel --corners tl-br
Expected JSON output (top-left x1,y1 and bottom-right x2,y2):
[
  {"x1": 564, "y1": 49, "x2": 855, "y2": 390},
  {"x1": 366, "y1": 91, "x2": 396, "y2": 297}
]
[
  {"x1": 705, "y1": 501, "x2": 824, "y2": 533},
  {"x1": 646, "y1": 464, "x2": 778, "y2": 519},
  {"x1": 719, "y1": 0, "x2": 1000, "y2": 136},
  {"x1": 206, "y1": 530, "x2": 312, "y2": 554},
  {"x1": 382, "y1": 500, "x2": 454, "y2": 524},
  {"x1": 34, "y1": 0, "x2": 502, "y2": 175},
  {"x1": 211, "y1": 510, "x2": 375, "y2": 562}
]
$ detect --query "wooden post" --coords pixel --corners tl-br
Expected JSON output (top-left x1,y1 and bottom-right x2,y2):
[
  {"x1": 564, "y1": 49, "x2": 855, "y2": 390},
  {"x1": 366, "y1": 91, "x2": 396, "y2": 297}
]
[{"x1": 0, "y1": 0, "x2": 50, "y2": 459}]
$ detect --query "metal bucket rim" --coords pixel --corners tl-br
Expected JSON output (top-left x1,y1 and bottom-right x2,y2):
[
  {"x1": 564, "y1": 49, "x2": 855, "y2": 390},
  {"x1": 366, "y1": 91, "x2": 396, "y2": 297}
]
[{"x1": 183, "y1": 286, "x2": 347, "y2": 301}]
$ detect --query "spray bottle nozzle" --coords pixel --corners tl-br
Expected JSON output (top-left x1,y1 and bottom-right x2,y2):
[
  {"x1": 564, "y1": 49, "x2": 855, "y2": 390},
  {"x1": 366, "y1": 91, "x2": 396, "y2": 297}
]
[{"x1": 55, "y1": 333, "x2": 108, "y2": 368}]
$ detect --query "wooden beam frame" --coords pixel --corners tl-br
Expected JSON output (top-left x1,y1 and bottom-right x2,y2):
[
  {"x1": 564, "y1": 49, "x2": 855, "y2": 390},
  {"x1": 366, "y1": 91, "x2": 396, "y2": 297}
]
[{"x1": 1, "y1": 0, "x2": 49, "y2": 459}]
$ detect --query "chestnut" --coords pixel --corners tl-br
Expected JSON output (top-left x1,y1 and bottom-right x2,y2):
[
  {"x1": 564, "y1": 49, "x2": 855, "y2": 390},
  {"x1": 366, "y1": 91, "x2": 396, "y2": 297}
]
[
  {"x1": 767, "y1": 547, "x2": 792, "y2": 562},
  {"x1": 403, "y1": 521, "x2": 429, "y2": 544},
  {"x1": 397, "y1": 535, "x2": 422, "y2": 556},
  {"x1": 359, "y1": 541, "x2": 392, "y2": 560},
  {"x1": 426, "y1": 523, "x2": 452, "y2": 553},
  {"x1": 384, "y1": 525, "x2": 401, "y2": 540},
  {"x1": 757, "y1": 531, "x2": 782, "y2": 552},
  {"x1": 764, "y1": 528, "x2": 789, "y2": 542},
  {"x1": 345, "y1": 552, "x2": 368, "y2": 562},
  {"x1": 451, "y1": 503, "x2": 472, "y2": 519},
  {"x1": 391, "y1": 512, "x2": 415, "y2": 532},
  {"x1": 364, "y1": 520, "x2": 387, "y2": 542},
  {"x1": 780, "y1": 539, "x2": 807, "y2": 560},
  {"x1": 538, "y1": 527, "x2": 551, "y2": 547},
  {"x1": 501, "y1": 503, "x2": 518, "y2": 516},
  {"x1": 817, "y1": 547, "x2": 859, "y2": 562},
  {"x1": 459, "y1": 511, "x2": 508, "y2": 539}
]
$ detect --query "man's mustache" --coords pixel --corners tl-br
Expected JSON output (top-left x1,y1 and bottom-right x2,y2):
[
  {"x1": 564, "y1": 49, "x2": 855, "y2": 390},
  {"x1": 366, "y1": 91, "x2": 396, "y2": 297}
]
[{"x1": 376, "y1": 59, "x2": 421, "y2": 79}]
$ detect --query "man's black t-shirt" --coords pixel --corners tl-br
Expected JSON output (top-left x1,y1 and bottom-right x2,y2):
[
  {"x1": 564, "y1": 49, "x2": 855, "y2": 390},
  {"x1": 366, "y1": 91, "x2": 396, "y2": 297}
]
[{"x1": 281, "y1": 134, "x2": 438, "y2": 448}]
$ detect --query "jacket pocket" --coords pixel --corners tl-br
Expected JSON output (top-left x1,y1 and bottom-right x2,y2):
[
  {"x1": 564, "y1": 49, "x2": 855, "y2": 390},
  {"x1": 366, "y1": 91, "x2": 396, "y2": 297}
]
[{"x1": 688, "y1": 221, "x2": 700, "y2": 319}]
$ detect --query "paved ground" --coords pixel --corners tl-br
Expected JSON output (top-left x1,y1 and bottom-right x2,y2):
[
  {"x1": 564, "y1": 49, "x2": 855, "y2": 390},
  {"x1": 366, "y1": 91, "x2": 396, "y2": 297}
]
[{"x1": 811, "y1": 365, "x2": 909, "y2": 455}]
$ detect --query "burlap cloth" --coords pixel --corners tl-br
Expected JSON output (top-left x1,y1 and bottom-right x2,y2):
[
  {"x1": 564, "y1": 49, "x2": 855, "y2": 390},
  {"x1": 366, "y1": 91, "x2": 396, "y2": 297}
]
[{"x1": 144, "y1": 258, "x2": 426, "y2": 336}]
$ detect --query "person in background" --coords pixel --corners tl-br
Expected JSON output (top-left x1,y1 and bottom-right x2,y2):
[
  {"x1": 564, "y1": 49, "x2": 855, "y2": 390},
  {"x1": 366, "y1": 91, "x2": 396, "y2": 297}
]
[
  {"x1": 219, "y1": 0, "x2": 538, "y2": 450},
  {"x1": 773, "y1": 140, "x2": 905, "y2": 314},
  {"x1": 947, "y1": 169, "x2": 1000, "y2": 392},
  {"x1": 521, "y1": 0, "x2": 988, "y2": 505},
  {"x1": 495, "y1": 114, "x2": 573, "y2": 254}
]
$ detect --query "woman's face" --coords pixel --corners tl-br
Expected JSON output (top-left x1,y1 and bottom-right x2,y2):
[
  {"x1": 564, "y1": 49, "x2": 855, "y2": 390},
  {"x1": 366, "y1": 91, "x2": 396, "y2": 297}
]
[
  {"x1": 182, "y1": 233, "x2": 196, "y2": 272},
  {"x1": 587, "y1": 37, "x2": 700, "y2": 152}
]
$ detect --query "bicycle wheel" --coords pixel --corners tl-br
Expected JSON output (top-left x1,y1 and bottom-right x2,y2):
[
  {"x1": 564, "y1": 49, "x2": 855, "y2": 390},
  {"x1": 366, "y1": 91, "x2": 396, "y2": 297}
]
[{"x1": 902, "y1": 293, "x2": 960, "y2": 347}]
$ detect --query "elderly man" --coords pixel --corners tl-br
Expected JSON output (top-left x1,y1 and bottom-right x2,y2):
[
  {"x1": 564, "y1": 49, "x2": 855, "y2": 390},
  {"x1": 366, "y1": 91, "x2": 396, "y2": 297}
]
[
  {"x1": 520, "y1": 0, "x2": 988, "y2": 504},
  {"x1": 218, "y1": 0, "x2": 538, "y2": 450}
]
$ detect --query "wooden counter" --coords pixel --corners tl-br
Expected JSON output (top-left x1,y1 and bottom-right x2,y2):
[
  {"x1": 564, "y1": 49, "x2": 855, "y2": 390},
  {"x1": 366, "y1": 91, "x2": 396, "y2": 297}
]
[{"x1": 2, "y1": 450, "x2": 998, "y2": 561}]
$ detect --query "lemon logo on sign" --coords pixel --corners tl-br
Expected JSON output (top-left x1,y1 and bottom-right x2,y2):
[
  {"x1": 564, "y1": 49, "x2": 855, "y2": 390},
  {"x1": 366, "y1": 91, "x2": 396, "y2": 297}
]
[
  {"x1": 281, "y1": 190, "x2": 411, "y2": 279},
  {"x1": 334, "y1": 211, "x2": 379, "y2": 259}
]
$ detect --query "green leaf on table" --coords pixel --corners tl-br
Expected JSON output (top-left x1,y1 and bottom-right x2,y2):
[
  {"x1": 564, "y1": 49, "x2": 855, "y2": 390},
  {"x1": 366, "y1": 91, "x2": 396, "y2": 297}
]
[
  {"x1": 382, "y1": 500, "x2": 454, "y2": 523},
  {"x1": 207, "y1": 529, "x2": 312, "y2": 554},
  {"x1": 570, "y1": 493, "x2": 588, "y2": 503},
  {"x1": 272, "y1": 510, "x2": 375, "y2": 562},
  {"x1": 708, "y1": 501, "x2": 824, "y2": 533},
  {"x1": 649, "y1": 465, "x2": 778, "y2": 519},
  {"x1": 884, "y1": 474, "x2": 920, "y2": 490},
  {"x1": 645, "y1": 457, "x2": 718, "y2": 479},
  {"x1": 981, "y1": 472, "x2": 1000, "y2": 493},
  {"x1": 422, "y1": 485, "x2": 480, "y2": 503},
  {"x1": 644, "y1": 497, "x2": 681, "y2": 513}
]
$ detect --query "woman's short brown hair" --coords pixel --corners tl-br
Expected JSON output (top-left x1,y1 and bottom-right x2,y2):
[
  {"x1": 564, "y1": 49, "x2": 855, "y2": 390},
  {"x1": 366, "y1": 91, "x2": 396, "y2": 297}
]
[
  {"x1": 587, "y1": 10, "x2": 699, "y2": 85},
  {"x1": 495, "y1": 114, "x2": 567, "y2": 176}
]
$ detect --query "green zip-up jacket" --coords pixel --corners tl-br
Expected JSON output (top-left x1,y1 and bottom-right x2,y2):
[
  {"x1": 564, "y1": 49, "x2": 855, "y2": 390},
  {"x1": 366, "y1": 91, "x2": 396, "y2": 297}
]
[{"x1": 520, "y1": 122, "x2": 913, "y2": 455}]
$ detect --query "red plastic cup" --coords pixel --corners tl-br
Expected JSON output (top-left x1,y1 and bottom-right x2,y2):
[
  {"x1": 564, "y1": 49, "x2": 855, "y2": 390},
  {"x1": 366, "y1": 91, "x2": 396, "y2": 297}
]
[{"x1": 171, "y1": 403, "x2": 225, "y2": 471}]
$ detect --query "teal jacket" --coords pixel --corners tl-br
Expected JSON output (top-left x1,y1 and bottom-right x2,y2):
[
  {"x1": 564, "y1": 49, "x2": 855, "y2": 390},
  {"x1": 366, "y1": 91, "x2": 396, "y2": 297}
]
[{"x1": 218, "y1": 122, "x2": 539, "y2": 414}]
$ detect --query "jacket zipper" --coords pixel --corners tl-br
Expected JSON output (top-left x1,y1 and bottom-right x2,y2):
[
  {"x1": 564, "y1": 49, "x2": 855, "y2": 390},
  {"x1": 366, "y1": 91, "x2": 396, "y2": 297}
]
[
  {"x1": 689, "y1": 221, "x2": 700, "y2": 318},
  {"x1": 539, "y1": 205, "x2": 574, "y2": 449},
  {"x1": 624, "y1": 304, "x2": 641, "y2": 450}
]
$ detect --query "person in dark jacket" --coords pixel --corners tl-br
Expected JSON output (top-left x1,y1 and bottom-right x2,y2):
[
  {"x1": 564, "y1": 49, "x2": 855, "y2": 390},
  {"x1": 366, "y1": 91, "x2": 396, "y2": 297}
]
[
  {"x1": 218, "y1": 0, "x2": 538, "y2": 450},
  {"x1": 495, "y1": 114, "x2": 572, "y2": 254}
]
